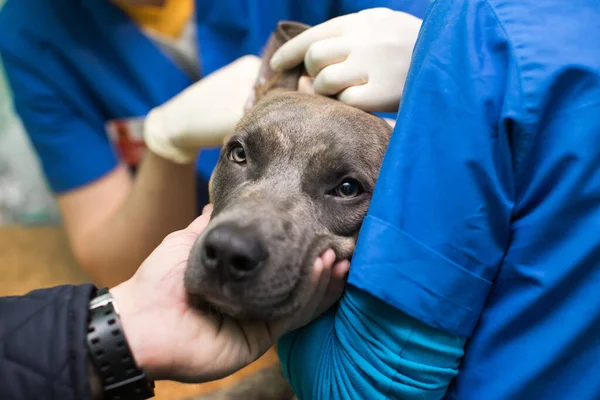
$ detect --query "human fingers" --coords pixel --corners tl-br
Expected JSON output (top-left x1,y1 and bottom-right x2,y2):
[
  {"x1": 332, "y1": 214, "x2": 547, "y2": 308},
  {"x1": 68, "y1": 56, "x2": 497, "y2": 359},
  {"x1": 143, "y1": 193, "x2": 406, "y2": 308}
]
[
  {"x1": 313, "y1": 259, "x2": 349, "y2": 317},
  {"x1": 383, "y1": 118, "x2": 397, "y2": 128},
  {"x1": 268, "y1": 250, "x2": 334, "y2": 336},
  {"x1": 304, "y1": 36, "x2": 350, "y2": 77},
  {"x1": 337, "y1": 82, "x2": 401, "y2": 113},
  {"x1": 288, "y1": 249, "x2": 336, "y2": 330},
  {"x1": 312, "y1": 61, "x2": 367, "y2": 97},
  {"x1": 201, "y1": 203, "x2": 214, "y2": 215},
  {"x1": 185, "y1": 204, "x2": 213, "y2": 234},
  {"x1": 270, "y1": 15, "x2": 350, "y2": 71},
  {"x1": 297, "y1": 76, "x2": 316, "y2": 94},
  {"x1": 309, "y1": 249, "x2": 335, "y2": 310}
]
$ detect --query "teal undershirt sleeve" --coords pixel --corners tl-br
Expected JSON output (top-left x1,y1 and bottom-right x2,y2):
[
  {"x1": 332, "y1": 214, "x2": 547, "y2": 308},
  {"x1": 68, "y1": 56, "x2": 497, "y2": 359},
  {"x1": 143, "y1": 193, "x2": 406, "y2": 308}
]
[{"x1": 278, "y1": 287, "x2": 467, "y2": 399}]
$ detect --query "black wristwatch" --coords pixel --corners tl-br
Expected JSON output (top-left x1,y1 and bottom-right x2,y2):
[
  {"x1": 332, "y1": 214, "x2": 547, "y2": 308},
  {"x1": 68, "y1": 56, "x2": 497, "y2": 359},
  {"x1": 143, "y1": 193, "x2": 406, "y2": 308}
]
[{"x1": 86, "y1": 287, "x2": 155, "y2": 400}]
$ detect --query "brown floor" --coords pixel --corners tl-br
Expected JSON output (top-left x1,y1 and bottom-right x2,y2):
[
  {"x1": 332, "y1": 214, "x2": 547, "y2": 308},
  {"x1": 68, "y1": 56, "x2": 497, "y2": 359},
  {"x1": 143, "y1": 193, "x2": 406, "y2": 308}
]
[{"x1": 0, "y1": 225, "x2": 278, "y2": 400}]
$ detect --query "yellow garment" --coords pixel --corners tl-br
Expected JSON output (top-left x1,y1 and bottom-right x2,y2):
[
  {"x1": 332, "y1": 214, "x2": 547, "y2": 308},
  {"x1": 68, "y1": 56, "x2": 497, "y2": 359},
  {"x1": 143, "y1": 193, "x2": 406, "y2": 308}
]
[{"x1": 113, "y1": 0, "x2": 194, "y2": 39}]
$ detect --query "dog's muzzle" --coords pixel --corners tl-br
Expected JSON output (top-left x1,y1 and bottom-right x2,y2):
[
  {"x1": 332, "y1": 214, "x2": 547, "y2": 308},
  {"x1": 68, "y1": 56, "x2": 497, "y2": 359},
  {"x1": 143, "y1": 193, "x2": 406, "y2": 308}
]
[{"x1": 200, "y1": 221, "x2": 268, "y2": 283}]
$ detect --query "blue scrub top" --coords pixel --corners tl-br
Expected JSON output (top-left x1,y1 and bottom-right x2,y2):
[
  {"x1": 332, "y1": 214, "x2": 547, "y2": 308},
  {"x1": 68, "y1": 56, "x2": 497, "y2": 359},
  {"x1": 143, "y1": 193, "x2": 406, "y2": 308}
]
[
  {"x1": 345, "y1": 0, "x2": 600, "y2": 398},
  {"x1": 0, "y1": 0, "x2": 429, "y2": 208}
]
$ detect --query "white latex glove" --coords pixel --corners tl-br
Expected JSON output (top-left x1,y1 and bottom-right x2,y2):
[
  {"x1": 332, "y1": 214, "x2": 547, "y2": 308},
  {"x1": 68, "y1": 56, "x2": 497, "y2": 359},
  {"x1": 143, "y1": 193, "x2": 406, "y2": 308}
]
[
  {"x1": 270, "y1": 8, "x2": 422, "y2": 113},
  {"x1": 144, "y1": 55, "x2": 261, "y2": 164}
]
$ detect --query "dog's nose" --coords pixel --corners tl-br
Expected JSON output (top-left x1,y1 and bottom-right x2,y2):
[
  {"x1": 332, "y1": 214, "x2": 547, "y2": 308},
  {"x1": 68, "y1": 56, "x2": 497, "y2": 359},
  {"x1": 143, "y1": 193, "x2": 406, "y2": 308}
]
[{"x1": 201, "y1": 224, "x2": 267, "y2": 280}]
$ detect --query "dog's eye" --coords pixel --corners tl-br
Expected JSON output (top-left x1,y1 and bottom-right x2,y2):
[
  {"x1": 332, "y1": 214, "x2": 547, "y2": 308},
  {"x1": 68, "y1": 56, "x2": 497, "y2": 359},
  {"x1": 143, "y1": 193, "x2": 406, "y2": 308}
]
[
  {"x1": 228, "y1": 144, "x2": 247, "y2": 164},
  {"x1": 332, "y1": 179, "x2": 363, "y2": 199}
]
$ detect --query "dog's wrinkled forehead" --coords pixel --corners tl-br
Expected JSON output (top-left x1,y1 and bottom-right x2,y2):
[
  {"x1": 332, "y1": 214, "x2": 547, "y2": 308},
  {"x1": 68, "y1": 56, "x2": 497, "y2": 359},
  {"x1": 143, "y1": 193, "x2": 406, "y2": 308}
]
[{"x1": 242, "y1": 92, "x2": 389, "y2": 153}]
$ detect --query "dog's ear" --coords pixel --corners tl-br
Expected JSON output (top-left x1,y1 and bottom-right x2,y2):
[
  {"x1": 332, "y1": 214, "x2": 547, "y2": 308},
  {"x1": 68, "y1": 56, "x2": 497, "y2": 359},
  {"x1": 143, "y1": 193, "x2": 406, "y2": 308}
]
[{"x1": 245, "y1": 21, "x2": 310, "y2": 111}]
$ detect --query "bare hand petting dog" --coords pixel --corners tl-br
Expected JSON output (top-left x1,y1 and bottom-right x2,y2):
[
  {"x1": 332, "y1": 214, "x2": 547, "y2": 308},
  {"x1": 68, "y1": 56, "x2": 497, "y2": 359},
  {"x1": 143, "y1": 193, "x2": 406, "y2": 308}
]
[
  {"x1": 270, "y1": 8, "x2": 422, "y2": 113},
  {"x1": 108, "y1": 204, "x2": 349, "y2": 384},
  {"x1": 144, "y1": 55, "x2": 261, "y2": 164}
]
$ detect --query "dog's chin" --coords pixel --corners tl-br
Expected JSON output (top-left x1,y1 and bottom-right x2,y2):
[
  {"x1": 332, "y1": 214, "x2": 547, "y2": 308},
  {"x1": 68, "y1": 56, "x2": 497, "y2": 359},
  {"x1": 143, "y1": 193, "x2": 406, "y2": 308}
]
[
  {"x1": 187, "y1": 292, "x2": 250, "y2": 320},
  {"x1": 186, "y1": 278, "x2": 308, "y2": 321},
  {"x1": 184, "y1": 263, "x2": 310, "y2": 321}
]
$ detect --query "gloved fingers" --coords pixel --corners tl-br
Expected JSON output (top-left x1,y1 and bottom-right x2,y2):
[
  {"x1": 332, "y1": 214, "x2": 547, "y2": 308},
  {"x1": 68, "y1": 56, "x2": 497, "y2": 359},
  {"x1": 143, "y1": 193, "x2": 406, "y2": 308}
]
[
  {"x1": 297, "y1": 76, "x2": 316, "y2": 95},
  {"x1": 177, "y1": 106, "x2": 244, "y2": 148},
  {"x1": 270, "y1": 15, "x2": 350, "y2": 71},
  {"x1": 337, "y1": 82, "x2": 402, "y2": 113},
  {"x1": 312, "y1": 61, "x2": 367, "y2": 97},
  {"x1": 144, "y1": 109, "x2": 197, "y2": 164},
  {"x1": 144, "y1": 55, "x2": 260, "y2": 164},
  {"x1": 382, "y1": 117, "x2": 397, "y2": 128},
  {"x1": 304, "y1": 36, "x2": 351, "y2": 77}
]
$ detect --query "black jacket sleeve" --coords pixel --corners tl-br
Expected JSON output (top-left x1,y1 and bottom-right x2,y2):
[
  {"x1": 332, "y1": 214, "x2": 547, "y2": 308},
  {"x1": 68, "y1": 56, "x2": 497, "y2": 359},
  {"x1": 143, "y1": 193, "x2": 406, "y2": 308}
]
[{"x1": 0, "y1": 284, "x2": 96, "y2": 400}]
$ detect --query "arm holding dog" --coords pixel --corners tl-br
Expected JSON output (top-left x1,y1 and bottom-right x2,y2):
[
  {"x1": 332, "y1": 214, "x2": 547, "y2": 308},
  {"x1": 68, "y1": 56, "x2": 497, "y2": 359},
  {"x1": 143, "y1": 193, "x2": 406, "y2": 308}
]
[
  {"x1": 0, "y1": 205, "x2": 347, "y2": 399},
  {"x1": 279, "y1": 0, "x2": 515, "y2": 398},
  {"x1": 279, "y1": 288, "x2": 465, "y2": 399}
]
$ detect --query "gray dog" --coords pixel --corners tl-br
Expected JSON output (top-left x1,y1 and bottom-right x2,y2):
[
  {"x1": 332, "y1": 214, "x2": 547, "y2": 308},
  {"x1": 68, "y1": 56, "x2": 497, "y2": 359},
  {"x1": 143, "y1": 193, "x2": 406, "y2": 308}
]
[{"x1": 184, "y1": 21, "x2": 393, "y2": 400}]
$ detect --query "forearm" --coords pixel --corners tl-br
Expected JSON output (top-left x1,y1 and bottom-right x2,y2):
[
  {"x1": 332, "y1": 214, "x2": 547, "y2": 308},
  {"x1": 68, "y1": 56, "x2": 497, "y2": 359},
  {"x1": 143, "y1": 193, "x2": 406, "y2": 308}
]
[
  {"x1": 279, "y1": 287, "x2": 465, "y2": 399},
  {"x1": 0, "y1": 284, "x2": 96, "y2": 400},
  {"x1": 81, "y1": 152, "x2": 197, "y2": 286}
]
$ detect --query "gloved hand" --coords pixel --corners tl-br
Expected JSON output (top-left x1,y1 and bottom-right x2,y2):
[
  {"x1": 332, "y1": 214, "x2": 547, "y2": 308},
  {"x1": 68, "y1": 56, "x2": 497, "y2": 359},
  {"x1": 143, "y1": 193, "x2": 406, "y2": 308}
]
[
  {"x1": 270, "y1": 8, "x2": 422, "y2": 113},
  {"x1": 144, "y1": 55, "x2": 261, "y2": 164}
]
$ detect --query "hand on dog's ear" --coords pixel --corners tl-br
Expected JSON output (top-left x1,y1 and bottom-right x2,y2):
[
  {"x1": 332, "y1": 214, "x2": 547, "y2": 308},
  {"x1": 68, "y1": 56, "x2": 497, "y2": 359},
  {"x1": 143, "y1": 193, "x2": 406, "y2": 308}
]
[
  {"x1": 244, "y1": 21, "x2": 311, "y2": 112},
  {"x1": 298, "y1": 76, "x2": 316, "y2": 95}
]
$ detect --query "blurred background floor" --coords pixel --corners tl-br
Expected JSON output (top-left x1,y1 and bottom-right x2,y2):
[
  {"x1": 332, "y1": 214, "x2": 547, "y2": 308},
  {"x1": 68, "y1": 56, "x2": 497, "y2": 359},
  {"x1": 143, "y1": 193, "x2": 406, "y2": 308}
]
[{"x1": 0, "y1": 224, "x2": 279, "y2": 400}]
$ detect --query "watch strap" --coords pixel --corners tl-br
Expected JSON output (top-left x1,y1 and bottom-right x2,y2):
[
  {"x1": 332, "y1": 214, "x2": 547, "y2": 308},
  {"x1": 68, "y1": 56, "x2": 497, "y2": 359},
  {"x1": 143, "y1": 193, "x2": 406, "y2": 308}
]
[{"x1": 87, "y1": 287, "x2": 155, "y2": 400}]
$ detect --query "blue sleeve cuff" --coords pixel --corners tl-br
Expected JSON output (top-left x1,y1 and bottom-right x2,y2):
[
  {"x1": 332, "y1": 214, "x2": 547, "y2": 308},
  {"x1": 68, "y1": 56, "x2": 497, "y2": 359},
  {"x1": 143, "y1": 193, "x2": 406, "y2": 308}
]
[
  {"x1": 278, "y1": 287, "x2": 465, "y2": 399},
  {"x1": 348, "y1": 214, "x2": 492, "y2": 337}
]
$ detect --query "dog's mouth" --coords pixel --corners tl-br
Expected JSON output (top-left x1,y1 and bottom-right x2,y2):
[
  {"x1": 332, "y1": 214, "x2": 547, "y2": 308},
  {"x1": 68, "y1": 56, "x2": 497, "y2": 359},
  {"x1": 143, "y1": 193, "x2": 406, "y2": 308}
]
[
  {"x1": 186, "y1": 262, "x2": 307, "y2": 321},
  {"x1": 185, "y1": 223, "x2": 352, "y2": 321},
  {"x1": 194, "y1": 272, "x2": 307, "y2": 321}
]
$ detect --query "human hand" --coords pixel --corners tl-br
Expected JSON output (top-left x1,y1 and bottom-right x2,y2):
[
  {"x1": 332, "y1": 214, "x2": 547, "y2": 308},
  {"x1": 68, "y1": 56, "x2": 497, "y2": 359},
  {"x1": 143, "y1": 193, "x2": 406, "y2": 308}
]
[
  {"x1": 144, "y1": 55, "x2": 261, "y2": 164},
  {"x1": 110, "y1": 205, "x2": 349, "y2": 383},
  {"x1": 270, "y1": 8, "x2": 422, "y2": 113}
]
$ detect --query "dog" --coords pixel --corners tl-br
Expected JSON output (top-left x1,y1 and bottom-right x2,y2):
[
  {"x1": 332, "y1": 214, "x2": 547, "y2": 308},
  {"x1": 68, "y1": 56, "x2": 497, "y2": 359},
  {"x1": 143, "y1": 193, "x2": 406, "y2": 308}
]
[{"x1": 183, "y1": 21, "x2": 393, "y2": 399}]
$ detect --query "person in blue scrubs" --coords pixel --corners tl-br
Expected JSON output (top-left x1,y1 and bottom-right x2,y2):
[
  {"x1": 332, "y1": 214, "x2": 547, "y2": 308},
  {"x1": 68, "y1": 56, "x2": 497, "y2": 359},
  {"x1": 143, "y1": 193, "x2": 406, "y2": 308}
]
[
  {"x1": 274, "y1": 0, "x2": 600, "y2": 398},
  {"x1": 0, "y1": 0, "x2": 430, "y2": 287}
]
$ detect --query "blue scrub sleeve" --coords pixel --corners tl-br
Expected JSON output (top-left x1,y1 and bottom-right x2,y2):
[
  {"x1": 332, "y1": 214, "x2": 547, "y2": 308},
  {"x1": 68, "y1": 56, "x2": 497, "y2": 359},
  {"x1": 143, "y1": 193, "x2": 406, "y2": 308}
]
[
  {"x1": 279, "y1": 287, "x2": 465, "y2": 399},
  {"x1": 348, "y1": 0, "x2": 515, "y2": 338},
  {"x1": 1, "y1": 56, "x2": 119, "y2": 194}
]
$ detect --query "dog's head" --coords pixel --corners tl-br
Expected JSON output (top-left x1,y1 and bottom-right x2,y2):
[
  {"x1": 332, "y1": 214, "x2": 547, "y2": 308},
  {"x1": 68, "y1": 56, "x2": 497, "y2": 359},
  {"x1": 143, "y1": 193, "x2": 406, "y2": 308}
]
[{"x1": 185, "y1": 22, "x2": 393, "y2": 320}]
